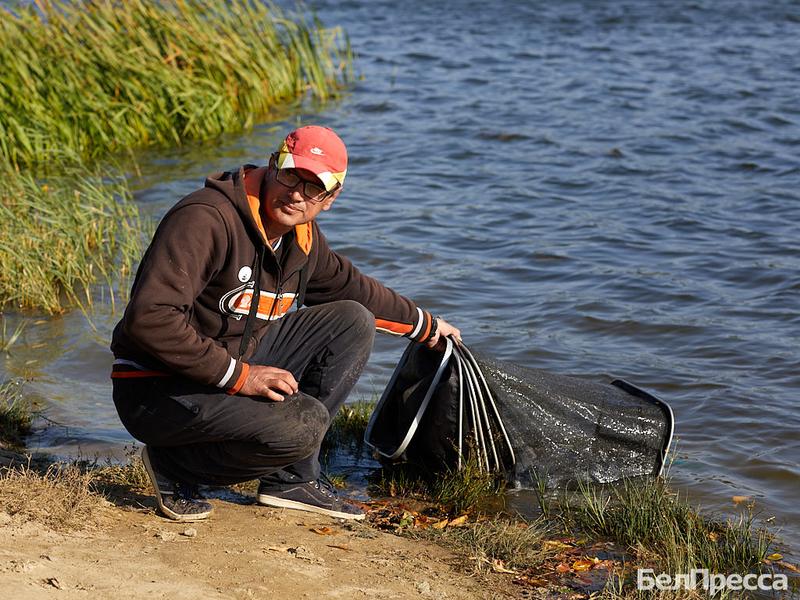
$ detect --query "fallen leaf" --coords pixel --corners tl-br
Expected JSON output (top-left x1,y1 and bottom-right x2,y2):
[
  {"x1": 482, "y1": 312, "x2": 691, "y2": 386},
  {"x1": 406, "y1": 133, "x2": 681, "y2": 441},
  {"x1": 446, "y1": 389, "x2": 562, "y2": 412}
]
[
  {"x1": 327, "y1": 544, "x2": 350, "y2": 551},
  {"x1": 708, "y1": 532, "x2": 720, "y2": 542},
  {"x1": 572, "y1": 559, "x2": 593, "y2": 572},
  {"x1": 732, "y1": 495, "x2": 751, "y2": 505},
  {"x1": 777, "y1": 560, "x2": 799, "y2": 573},
  {"x1": 767, "y1": 553, "x2": 783, "y2": 561},
  {"x1": 555, "y1": 562, "x2": 571, "y2": 573},
  {"x1": 310, "y1": 527, "x2": 335, "y2": 536},
  {"x1": 491, "y1": 559, "x2": 518, "y2": 574},
  {"x1": 398, "y1": 512, "x2": 415, "y2": 527},
  {"x1": 431, "y1": 519, "x2": 449, "y2": 529},
  {"x1": 414, "y1": 515, "x2": 432, "y2": 524},
  {"x1": 543, "y1": 540, "x2": 572, "y2": 552},
  {"x1": 448, "y1": 515, "x2": 468, "y2": 527}
]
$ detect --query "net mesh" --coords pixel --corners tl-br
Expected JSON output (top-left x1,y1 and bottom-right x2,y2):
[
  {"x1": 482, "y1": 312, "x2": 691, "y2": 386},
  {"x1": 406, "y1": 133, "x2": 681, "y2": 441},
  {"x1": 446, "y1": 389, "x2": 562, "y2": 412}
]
[{"x1": 367, "y1": 343, "x2": 673, "y2": 487}]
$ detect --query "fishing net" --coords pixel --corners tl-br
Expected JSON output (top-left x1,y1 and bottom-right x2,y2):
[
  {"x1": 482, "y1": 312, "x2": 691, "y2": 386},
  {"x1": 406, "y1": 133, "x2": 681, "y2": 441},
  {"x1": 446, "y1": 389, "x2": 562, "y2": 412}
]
[{"x1": 365, "y1": 339, "x2": 673, "y2": 487}]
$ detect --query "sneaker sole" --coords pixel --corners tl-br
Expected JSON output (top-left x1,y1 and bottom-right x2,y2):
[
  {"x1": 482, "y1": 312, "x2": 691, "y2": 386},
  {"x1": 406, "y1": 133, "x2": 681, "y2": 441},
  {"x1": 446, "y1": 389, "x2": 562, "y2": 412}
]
[
  {"x1": 141, "y1": 447, "x2": 212, "y2": 522},
  {"x1": 256, "y1": 493, "x2": 365, "y2": 521}
]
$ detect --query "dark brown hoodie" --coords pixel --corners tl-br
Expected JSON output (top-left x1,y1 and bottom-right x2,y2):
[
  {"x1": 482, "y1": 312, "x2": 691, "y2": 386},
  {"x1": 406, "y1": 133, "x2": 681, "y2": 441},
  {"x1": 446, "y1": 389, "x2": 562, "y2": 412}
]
[{"x1": 111, "y1": 166, "x2": 435, "y2": 393}]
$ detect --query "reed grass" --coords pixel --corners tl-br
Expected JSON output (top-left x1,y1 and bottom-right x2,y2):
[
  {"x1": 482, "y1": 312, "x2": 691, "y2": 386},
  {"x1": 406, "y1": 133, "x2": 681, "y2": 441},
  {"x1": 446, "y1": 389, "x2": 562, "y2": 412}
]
[
  {"x1": 563, "y1": 478, "x2": 774, "y2": 578},
  {"x1": 0, "y1": 314, "x2": 27, "y2": 352},
  {"x1": 0, "y1": 380, "x2": 35, "y2": 449},
  {"x1": 0, "y1": 0, "x2": 352, "y2": 168},
  {"x1": 0, "y1": 0, "x2": 349, "y2": 312},
  {"x1": 0, "y1": 159, "x2": 144, "y2": 313}
]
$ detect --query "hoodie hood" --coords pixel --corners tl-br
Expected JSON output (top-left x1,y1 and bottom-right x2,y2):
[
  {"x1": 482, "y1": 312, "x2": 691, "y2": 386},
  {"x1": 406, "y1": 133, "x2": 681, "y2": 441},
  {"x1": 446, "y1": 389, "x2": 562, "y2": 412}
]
[{"x1": 204, "y1": 164, "x2": 266, "y2": 245}]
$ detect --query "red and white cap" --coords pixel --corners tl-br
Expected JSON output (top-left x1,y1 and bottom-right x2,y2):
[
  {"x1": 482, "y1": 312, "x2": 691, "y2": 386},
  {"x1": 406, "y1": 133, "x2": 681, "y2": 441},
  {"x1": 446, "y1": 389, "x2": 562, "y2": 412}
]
[{"x1": 276, "y1": 126, "x2": 347, "y2": 192}]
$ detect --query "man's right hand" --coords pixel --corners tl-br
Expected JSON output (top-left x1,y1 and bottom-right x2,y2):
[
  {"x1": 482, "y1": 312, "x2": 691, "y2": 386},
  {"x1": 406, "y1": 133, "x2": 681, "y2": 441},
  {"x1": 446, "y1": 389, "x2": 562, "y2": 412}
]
[{"x1": 239, "y1": 365, "x2": 299, "y2": 401}]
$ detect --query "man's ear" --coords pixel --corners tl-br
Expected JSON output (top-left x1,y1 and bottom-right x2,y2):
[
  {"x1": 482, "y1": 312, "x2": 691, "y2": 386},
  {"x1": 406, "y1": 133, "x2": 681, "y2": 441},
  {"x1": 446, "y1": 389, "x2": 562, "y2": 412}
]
[{"x1": 320, "y1": 188, "x2": 341, "y2": 211}]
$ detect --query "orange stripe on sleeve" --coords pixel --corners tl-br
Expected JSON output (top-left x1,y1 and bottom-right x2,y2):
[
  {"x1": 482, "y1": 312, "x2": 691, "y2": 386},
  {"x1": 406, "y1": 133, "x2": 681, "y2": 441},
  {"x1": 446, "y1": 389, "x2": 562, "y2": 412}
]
[
  {"x1": 227, "y1": 362, "x2": 250, "y2": 395},
  {"x1": 375, "y1": 318, "x2": 414, "y2": 336},
  {"x1": 419, "y1": 312, "x2": 433, "y2": 342}
]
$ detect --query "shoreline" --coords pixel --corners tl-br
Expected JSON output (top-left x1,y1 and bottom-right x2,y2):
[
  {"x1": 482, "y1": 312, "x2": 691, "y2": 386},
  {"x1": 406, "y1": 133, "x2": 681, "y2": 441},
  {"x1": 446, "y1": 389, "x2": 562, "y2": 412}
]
[
  {"x1": 0, "y1": 487, "x2": 514, "y2": 599},
  {"x1": 1, "y1": 435, "x2": 796, "y2": 599}
]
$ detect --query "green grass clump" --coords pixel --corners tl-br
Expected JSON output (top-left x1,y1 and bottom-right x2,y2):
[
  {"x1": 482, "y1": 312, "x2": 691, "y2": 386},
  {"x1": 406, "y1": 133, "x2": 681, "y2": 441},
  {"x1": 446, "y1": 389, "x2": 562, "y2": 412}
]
[
  {"x1": 0, "y1": 0, "x2": 352, "y2": 168},
  {"x1": 564, "y1": 478, "x2": 773, "y2": 577},
  {"x1": 0, "y1": 380, "x2": 35, "y2": 449},
  {"x1": 0, "y1": 160, "x2": 144, "y2": 313},
  {"x1": 374, "y1": 456, "x2": 503, "y2": 515},
  {"x1": 321, "y1": 399, "x2": 375, "y2": 457}
]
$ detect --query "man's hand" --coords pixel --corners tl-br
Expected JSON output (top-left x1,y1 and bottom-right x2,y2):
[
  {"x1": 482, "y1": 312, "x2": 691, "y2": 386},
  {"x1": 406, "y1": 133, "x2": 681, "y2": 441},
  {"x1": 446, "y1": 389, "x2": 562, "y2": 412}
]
[
  {"x1": 426, "y1": 317, "x2": 462, "y2": 352},
  {"x1": 239, "y1": 365, "x2": 299, "y2": 401}
]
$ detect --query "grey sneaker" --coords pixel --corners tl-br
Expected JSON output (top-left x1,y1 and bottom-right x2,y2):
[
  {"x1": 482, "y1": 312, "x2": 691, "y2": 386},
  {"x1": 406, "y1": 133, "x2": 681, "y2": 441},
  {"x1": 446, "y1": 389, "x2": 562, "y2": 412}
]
[
  {"x1": 256, "y1": 475, "x2": 365, "y2": 521},
  {"x1": 141, "y1": 446, "x2": 213, "y2": 522}
]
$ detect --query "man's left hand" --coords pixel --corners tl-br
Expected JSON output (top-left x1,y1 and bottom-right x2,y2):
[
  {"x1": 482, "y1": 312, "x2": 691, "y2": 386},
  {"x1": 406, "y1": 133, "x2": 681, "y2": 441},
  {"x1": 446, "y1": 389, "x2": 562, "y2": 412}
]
[{"x1": 426, "y1": 317, "x2": 462, "y2": 352}]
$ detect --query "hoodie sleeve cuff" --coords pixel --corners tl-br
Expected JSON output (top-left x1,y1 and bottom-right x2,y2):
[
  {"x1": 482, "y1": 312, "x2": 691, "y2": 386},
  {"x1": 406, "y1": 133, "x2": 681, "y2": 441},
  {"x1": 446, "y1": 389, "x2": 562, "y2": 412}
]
[
  {"x1": 408, "y1": 309, "x2": 435, "y2": 344},
  {"x1": 226, "y1": 362, "x2": 250, "y2": 395}
]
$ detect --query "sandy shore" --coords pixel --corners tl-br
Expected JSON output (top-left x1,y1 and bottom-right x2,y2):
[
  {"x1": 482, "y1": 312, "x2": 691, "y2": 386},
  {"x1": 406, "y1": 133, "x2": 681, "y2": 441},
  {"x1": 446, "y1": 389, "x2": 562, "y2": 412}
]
[{"x1": 0, "y1": 492, "x2": 520, "y2": 600}]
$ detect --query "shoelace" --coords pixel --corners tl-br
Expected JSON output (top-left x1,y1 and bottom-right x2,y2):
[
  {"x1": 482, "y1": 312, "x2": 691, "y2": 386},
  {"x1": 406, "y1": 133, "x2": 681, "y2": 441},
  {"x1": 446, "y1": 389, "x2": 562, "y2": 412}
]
[{"x1": 313, "y1": 474, "x2": 338, "y2": 499}]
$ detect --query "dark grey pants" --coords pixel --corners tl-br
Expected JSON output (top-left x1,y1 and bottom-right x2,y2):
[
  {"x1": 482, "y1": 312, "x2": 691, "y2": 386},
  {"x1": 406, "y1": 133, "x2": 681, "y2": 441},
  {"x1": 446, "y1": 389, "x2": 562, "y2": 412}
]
[{"x1": 112, "y1": 300, "x2": 375, "y2": 486}]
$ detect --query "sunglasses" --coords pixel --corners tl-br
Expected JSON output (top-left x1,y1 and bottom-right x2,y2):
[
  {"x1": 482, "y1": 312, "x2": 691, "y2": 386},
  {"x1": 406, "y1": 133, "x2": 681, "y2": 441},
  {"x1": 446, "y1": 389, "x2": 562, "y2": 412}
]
[{"x1": 270, "y1": 153, "x2": 337, "y2": 203}]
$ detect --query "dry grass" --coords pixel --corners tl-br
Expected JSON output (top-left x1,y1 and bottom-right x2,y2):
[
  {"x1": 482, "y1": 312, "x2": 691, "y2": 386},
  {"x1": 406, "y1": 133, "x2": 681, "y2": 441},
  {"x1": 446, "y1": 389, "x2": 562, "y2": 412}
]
[
  {"x1": 413, "y1": 517, "x2": 555, "y2": 575},
  {"x1": 0, "y1": 462, "x2": 106, "y2": 530},
  {"x1": 89, "y1": 447, "x2": 150, "y2": 494}
]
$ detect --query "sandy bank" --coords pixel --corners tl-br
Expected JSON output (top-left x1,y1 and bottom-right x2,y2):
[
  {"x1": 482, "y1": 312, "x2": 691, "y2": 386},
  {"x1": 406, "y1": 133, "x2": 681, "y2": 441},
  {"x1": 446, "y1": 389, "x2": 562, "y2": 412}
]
[{"x1": 0, "y1": 494, "x2": 518, "y2": 600}]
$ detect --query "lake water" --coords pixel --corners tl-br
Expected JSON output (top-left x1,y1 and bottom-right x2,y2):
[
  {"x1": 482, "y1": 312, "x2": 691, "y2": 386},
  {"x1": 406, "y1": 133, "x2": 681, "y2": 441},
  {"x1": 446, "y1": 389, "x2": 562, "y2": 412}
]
[{"x1": 3, "y1": 0, "x2": 798, "y2": 551}]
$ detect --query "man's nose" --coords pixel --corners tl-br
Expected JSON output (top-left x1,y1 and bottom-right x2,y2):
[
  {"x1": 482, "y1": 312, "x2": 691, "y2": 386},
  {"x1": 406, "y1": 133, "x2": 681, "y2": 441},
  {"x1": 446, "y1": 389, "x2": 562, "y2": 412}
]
[{"x1": 288, "y1": 188, "x2": 305, "y2": 203}]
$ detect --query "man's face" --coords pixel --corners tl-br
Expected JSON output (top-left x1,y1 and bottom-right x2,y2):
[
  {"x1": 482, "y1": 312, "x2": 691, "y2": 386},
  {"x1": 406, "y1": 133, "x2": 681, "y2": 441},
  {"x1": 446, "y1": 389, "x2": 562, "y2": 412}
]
[{"x1": 262, "y1": 164, "x2": 339, "y2": 230}]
